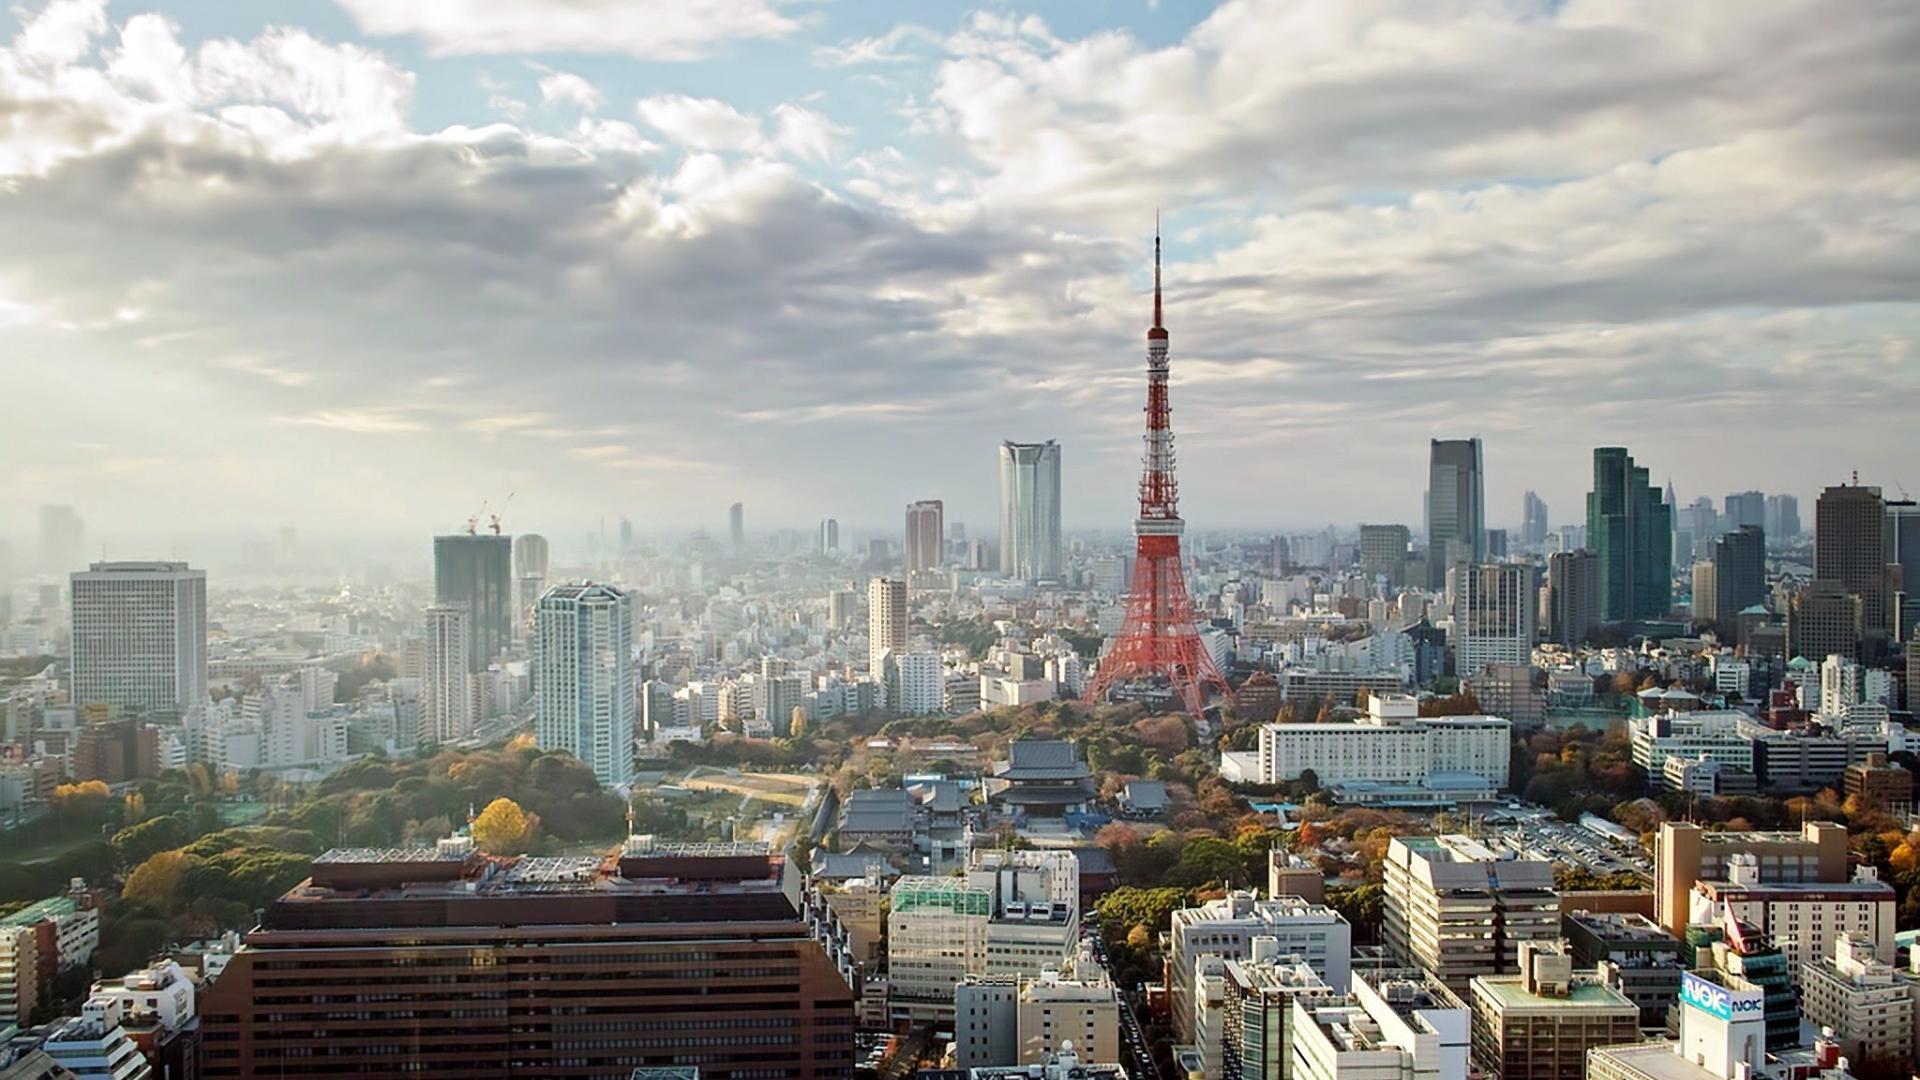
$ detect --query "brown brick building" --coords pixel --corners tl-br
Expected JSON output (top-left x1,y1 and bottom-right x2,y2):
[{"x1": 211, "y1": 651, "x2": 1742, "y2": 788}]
[{"x1": 197, "y1": 839, "x2": 855, "y2": 1079}]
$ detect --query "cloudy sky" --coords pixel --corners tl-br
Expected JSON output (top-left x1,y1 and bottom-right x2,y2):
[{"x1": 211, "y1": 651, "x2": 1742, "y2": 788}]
[{"x1": 2, "y1": 0, "x2": 1916, "y2": 550}]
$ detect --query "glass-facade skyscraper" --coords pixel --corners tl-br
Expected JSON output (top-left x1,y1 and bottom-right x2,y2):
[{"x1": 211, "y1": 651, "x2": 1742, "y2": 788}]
[
  {"x1": 1426, "y1": 438, "x2": 1485, "y2": 589},
  {"x1": 433, "y1": 533, "x2": 513, "y2": 672},
  {"x1": 1587, "y1": 447, "x2": 1672, "y2": 623},
  {"x1": 998, "y1": 440, "x2": 1062, "y2": 581}
]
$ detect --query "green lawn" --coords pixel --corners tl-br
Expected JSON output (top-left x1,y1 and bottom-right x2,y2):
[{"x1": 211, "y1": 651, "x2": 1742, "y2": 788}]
[{"x1": 0, "y1": 815, "x2": 108, "y2": 866}]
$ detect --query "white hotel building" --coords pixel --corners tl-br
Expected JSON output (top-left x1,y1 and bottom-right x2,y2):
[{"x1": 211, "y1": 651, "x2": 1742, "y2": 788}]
[{"x1": 1255, "y1": 694, "x2": 1509, "y2": 802}]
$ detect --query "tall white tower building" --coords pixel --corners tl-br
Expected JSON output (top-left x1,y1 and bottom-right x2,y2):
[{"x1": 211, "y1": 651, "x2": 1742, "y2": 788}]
[
  {"x1": 422, "y1": 603, "x2": 474, "y2": 745},
  {"x1": 868, "y1": 577, "x2": 907, "y2": 701},
  {"x1": 998, "y1": 441, "x2": 1063, "y2": 581},
  {"x1": 534, "y1": 583, "x2": 635, "y2": 789},
  {"x1": 68, "y1": 561, "x2": 206, "y2": 719},
  {"x1": 1449, "y1": 563, "x2": 1538, "y2": 678}
]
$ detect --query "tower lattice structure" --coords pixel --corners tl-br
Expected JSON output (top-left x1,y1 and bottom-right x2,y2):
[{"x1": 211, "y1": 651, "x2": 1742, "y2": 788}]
[{"x1": 1083, "y1": 232, "x2": 1232, "y2": 717}]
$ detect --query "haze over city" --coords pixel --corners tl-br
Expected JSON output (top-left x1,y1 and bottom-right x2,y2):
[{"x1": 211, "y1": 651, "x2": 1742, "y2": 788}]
[{"x1": 2, "y1": 0, "x2": 1916, "y2": 550}]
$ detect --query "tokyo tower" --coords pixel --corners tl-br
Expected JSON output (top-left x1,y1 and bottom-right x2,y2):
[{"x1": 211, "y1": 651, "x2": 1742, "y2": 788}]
[{"x1": 1083, "y1": 230, "x2": 1232, "y2": 718}]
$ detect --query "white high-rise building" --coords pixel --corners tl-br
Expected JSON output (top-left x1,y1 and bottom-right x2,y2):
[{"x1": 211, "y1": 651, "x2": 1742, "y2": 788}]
[
  {"x1": 1449, "y1": 563, "x2": 1537, "y2": 678},
  {"x1": 422, "y1": 603, "x2": 474, "y2": 744},
  {"x1": 68, "y1": 561, "x2": 206, "y2": 719},
  {"x1": 534, "y1": 583, "x2": 635, "y2": 789},
  {"x1": 1168, "y1": 892, "x2": 1354, "y2": 1043},
  {"x1": 891, "y1": 651, "x2": 943, "y2": 716},
  {"x1": 999, "y1": 441, "x2": 1063, "y2": 581},
  {"x1": 868, "y1": 577, "x2": 906, "y2": 691}
]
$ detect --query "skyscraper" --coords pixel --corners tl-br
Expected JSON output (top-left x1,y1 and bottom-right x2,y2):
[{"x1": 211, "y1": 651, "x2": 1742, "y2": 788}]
[
  {"x1": 729, "y1": 502, "x2": 745, "y2": 549},
  {"x1": 905, "y1": 500, "x2": 945, "y2": 574},
  {"x1": 1709, "y1": 525, "x2": 1767, "y2": 637},
  {"x1": 1765, "y1": 494, "x2": 1801, "y2": 543},
  {"x1": 1450, "y1": 563, "x2": 1537, "y2": 678},
  {"x1": 1881, "y1": 500, "x2": 1919, "y2": 641},
  {"x1": 1521, "y1": 491, "x2": 1549, "y2": 548},
  {"x1": 421, "y1": 603, "x2": 474, "y2": 744},
  {"x1": 1426, "y1": 438, "x2": 1485, "y2": 589},
  {"x1": 37, "y1": 504, "x2": 84, "y2": 573},
  {"x1": 68, "y1": 561, "x2": 206, "y2": 719},
  {"x1": 817, "y1": 517, "x2": 840, "y2": 555},
  {"x1": 1815, "y1": 482, "x2": 1893, "y2": 642},
  {"x1": 868, "y1": 576, "x2": 906, "y2": 688},
  {"x1": 513, "y1": 533, "x2": 548, "y2": 628},
  {"x1": 1724, "y1": 491, "x2": 1766, "y2": 532},
  {"x1": 534, "y1": 583, "x2": 634, "y2": 788},
  {"x1": 998, "y1": 440, "x2": 1063, "y2": 581},
  {"x1": 1358, "y1": 524, "x2": 1411, "y2": 585},
  {"x1": 1587, "y1": 447, "x2": 1673, "y2": 623},
  {"x1": 1545, "y1": 549, "x2": 1601, "y2": 647},
  {"x1": 433, "y1": 533, "x2": 513, "y2": 672}
]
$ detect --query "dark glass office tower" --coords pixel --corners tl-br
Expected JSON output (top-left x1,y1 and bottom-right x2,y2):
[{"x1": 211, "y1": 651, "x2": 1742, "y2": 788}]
[
  {"x1": 434, "y1": 533, "x2": 513, "y2": 672},
  {"x1": 1587, "y1": 448, "x2": 1672, "y2": 623}
]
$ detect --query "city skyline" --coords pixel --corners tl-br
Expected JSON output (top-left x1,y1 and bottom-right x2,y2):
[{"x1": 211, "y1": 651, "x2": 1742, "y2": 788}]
[{"x1": 1, "y1": 1, "x2": 1915, "y2": 541}]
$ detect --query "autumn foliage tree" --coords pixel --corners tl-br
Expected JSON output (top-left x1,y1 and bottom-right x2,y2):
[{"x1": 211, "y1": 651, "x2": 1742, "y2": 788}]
[
  {"x1": 123, "y1": 850, "x2": 193, "y2": 911},
  {"x1": 472, "y1": 797, "x2": 535, "y2": 854}
]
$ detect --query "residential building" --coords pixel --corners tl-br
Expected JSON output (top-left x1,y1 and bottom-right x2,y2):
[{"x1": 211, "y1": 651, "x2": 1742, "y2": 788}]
[
  {"x1": 1799, "y1": 932, "x2": 1920, "y2": 1071},
  {"x1": 1843, "y1": 754, "x2": 1913, "y2": 810},
  {"x1": 1427, "y1": 438, "x2": 1486, "y2": 590},
  {"x1": 1545, "y1": 550, "x2": 1601, "y2": 647},
  {"x1": 1169, "y1": 892, "x2": 1353, "y2": 1043},
  {"x1": 1562, "y1": 911, "x2": 1685, "y2": 1030},
  {"x1": 68, "y1": 561, "x2": 206, "y2": 719},
  {"x1": 40, "y1": 998, "x2": 152, "y2": 1080},
  {"x1": 195, "y1": 838, "x2": 855, "y2": 1078},
  {"x1": 1359, "y1": 525, "x2": 1411, "y2": 586},
  {"x1": 1588, "y1": 447, "x2": 1673, "y2": 623},
  {"x1": 421, "y1": 602, "x2": 474, "y2": 744},
  {"x1": 1291, "y1": 972, "x2": 1469, "y2": 1080},
  {"x1": 998, "y1": 441, "x2": 1063, "y2": 582},
  {"x1": 1254, "y1": 693, "x2": 1509, "y2": 802},
  {"x1": 1815, "y1": 483, "x2": 1894, "y2": 642},
  {"x1": 889, "y1": 651, "x2": 942, "y2": 716},
  {"x1": 533, "y1": 583, "x2": 634, "y2": 788},
  {"x1": 1688, "y1": 856, "x2": 1896, "y2": 977},
  {"x1": 1450, "y1": 564, "x2": 1537, "y2": 678},
  {"x1": 0, "y1": 926, "x2": 35, "y2": 1025},
  {"x1": 1652, "y1": 820, "x2": 1850, "y2": 937},
  {"x1": 1382, "y1": 835, "x2": 1559, "y2": 996},
  {"x1": 1278, "y1": 669, "x2": 1408, "y2": 704},
  {"x1": 432, "y1": 533, "x2": 513, "y2": 672},
  {"x1": 1468, "y1": 942, "x2": 1639, "y2": 1080},
  {"x1": 867, "y1": 577, "x2": 906, "y2": 690},
  {"x1": 906, "y1": 500, "x2": 944, "y2": 574}
]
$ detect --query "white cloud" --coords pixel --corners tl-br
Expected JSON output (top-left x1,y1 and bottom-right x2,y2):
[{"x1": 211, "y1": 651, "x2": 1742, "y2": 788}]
[
  {"x1": 770, "y1": 103, "x2": 844, "y2": 162},
  {"x1": 635, "y1": 94, "x2": 763, "y2": 153},
  {"x1": 333, "y1": 0, "x2": 801, "y2": 61},
  {"x1": 537, "y1": 71, "x2": 602, "y2": 112}
]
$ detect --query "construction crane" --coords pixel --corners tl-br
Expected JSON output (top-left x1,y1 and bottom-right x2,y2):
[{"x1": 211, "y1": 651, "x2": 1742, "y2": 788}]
[
  {"x1": 465, "y1": 499, "x2": 489, "y2": 536},
  {"x1": 489, "y1": 492, "x2": 515, "y2": 535}
]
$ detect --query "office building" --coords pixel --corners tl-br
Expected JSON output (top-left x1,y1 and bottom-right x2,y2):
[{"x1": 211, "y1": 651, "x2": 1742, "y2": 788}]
[
  {"x1": 1254, "y1": 693, "x2": 1509, "y2": 801},
  {"x1": 1798, "y1": 933, "x2": 1920, "y2": 1071},
  {"x1": 1707, "y1": 526, "x2": 1765, "y2": 637},
  {"x1": 1449, "y1": 563, "x2": 1536, "y2": 678},
  {"x1": 1652, "y1": 820, "x2": 1849, "y2": 937},
  {"x1": 1468, "y1": 943, "x2": 1638, "y2": 1080},
  {"x1": 533, "y1": 583, "x2": 634, "y2": 788},
  {"x1": 1562, "y1": 911, "x2": 1685, "y2": 1030},
  {"x1": 1584, "y1": 970, "x2": 1770, "y2": 1080},
  {"x1": 867, "y1": 577, "x2": 906, "y2": 690},
  {"x1": 1522, "y1": 491, "x2": 1549, "y2": 549},
  {"x1": 906, "y1": 500, "x2": 944, "y2": 574},
  {"x1": 1764, "y1": 494, "x2": 1800, "y2": 545},
  {"x1": 1789, "y1": 580, "x2": 1865, "y2": 662},
  {"x1": 998, "y1": 441, "x2": 1063, "y2": 581},
  {"x1": 1588, "y1": 447, "x2": 1673, "y2": 623},
  {"x1": 1358, "y1": 524, "x2": 1411, "y2": 585},
  {"x1": 512, "y1": 532, "x2": 548, "y2": 627},
  {"x1": 968, "y1": 1046, "x2": 1128, "y2": 1080},
  {"x1": 1886, "y1": 499, "x2": 1920, "y2": 640},
  {"x1": 68, "y1": 561, "x2": 206, "y2": 720},
  {"x1": 1291, "y1": 972, "x2": 1469, "y2": 1080},
  {"x1": 1689, "y1": 857, "x2": 1897, "y2": 976},
  {"x1": 955, "y1": 975, "x2": 1021, "y2": 1069},
  {"x1": 728, "y1": 501, "x2": 745, "y2": 548},
  {"x1": 1220, "y1": 939, "x2": 1338, "y2": 1080},
  {"x1": 1427, "y1": 438, "x2": 1486, "y2": 589},
  {"x1": 1169, "y1": 892, "x2": 1353, "y2": 1043},
  {"x1": 1383, "y1": 835, "x2": 1559, "y2": 996},
  {"x1": 433, "y1": 533, "x2": 513, "y2": 671},
  {"x1": 195, "y1": 838, "x2": 854, "y2": 1078},
  {"x1": 818, "y1": 517, "x2": 840, "y2": 555},
  {"x1": 1015, "y1": 962, "x2": 1122, "y2": 1066},
  {"x1": 1723, "y1": 492, "x2": 1765, "y2": 533},
  {"x1": 1843, "y1": 754, "x2": 1912, "y2": 810},
  {"x1": 38, "y1": 504, "x2": 85, "y2": 573},
  {"x1": 1816, "y1": 482, "x2": 1894, "y2": 642},
  {"x1": 421, "y1": 603, "x2": 474, "y2": 744},
  {"x1": 1545, "y1": 549, "x2": 1601, "y2": 647}
]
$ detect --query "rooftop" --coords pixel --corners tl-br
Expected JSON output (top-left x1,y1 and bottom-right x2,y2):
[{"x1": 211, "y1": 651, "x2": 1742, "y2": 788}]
[
  {"x1": 0, "y1": 896, "x2": 78, "y2": 928},
  {"x1": 839, "y1": 788, "x2": 915, "y2": 833},
  {"x1": 997, "y1": 740, "x2": 1092, "y2": 781},
  {"x1": 1474, "y1": 975, "x2": 1637, "y2": 1011},
  {"x1": 1587, "y1": 1041, "x2": 1721, "y2": 1080},
  {"x1": 1566, "y1": 911, "x2": 1682, "y2": 945}
]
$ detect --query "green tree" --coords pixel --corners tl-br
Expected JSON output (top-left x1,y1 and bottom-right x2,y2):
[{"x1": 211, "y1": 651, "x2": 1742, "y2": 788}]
[{"x1": 110, "y1": 815, "x2": 190, "y2": 867}]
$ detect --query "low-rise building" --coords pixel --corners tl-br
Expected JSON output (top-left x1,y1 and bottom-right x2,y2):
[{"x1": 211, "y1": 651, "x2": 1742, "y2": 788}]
[
  {"x1": 39, "y1": 997, "x2": 152, "y2": 1080},
  {"x1": 1254, "y1": 694, "x2": 1509, "y2": 804},
  {"x1": 1798, "y1": 932, "x2": 1920, "y2": 1070},
  {"x1": 1841, "y1": 754, "x2": 1913, "y2": 810},
  {"x1": 1290, "y1": 972, "x2": 1468, "y2": 1080},
  {"x1": 1469, "y1": 942, "x2": 1640, "y2": 1080},
  {"x1": 1562, "y1": 911, "x2": 1685, "y2": 1030},
  {"x1": 1383, "y1": 835, "x2": 1559, "y2": 996}
]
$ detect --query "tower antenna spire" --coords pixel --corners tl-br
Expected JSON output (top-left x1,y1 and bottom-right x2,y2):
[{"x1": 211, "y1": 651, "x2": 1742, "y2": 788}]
[{"x1": 1152, "y1": 211, "x2": 1163, "y2": 331}]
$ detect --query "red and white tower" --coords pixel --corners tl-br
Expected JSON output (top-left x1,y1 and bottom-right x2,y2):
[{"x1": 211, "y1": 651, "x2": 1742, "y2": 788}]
[{"x1": 1084, "y1": 231, "x2": 1232, "y2": 717}]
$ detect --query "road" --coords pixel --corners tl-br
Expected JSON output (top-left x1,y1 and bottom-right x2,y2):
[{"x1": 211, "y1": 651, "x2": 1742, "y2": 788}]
[{"x1": 1085, "y1": 919, "x2": 1162, "y2": 1080}]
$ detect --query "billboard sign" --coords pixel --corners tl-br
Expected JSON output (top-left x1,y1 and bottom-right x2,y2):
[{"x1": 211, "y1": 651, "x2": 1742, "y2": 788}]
[{"x1": 1680, "y1": 972, "x2": 1763, "y2": 1022}]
